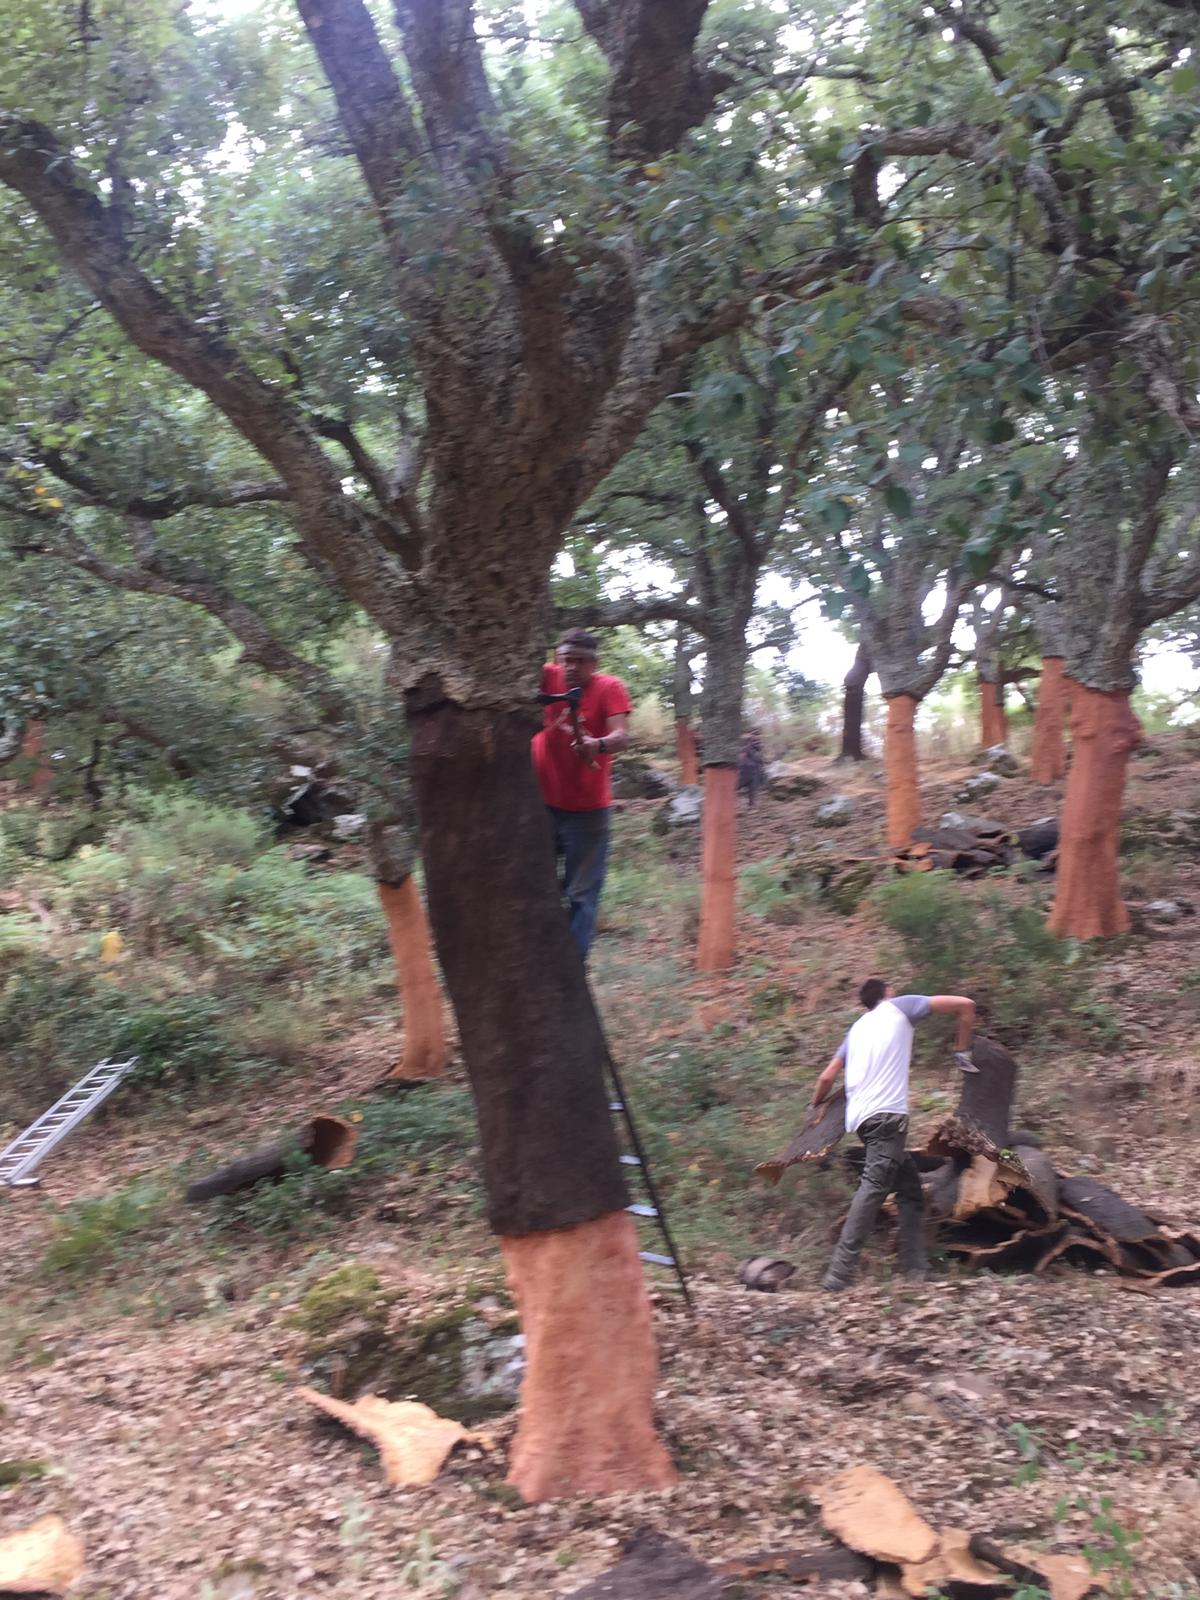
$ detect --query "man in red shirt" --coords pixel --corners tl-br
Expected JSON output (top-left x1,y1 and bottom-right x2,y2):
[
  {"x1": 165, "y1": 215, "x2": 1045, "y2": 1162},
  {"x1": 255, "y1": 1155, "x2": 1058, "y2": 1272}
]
[{"x1": 532, "y1": 628, "x2": 632, "y2": 961}]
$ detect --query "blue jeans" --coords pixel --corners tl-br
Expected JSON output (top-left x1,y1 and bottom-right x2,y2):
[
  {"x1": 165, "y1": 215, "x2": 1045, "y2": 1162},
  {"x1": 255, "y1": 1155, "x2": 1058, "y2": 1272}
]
[{"x1": 548, "y1": 806, "x2": 611, "y2": 962}]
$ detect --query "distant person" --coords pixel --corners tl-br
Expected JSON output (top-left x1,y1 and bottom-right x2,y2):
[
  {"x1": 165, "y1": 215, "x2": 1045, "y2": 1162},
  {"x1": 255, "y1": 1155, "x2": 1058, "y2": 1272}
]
[
  {"x1": 805, "y1": 978, "x2": 977, "y2": 1290},
  {"x1": 737, "y1": 728, "x2": 766, "y2": 809},
  {"x1": 532, "y1": 628, "x2": 631, "y2": 962}
]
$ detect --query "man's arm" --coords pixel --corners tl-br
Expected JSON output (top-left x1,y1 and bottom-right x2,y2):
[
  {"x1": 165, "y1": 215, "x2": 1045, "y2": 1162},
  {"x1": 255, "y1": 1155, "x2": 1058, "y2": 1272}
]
[
  {"x1": 578, "y1": 711, "x2": 630, "y2": 758},
  {"x1": 804, "y1": 1049, "x2": 845, "y2": 1127},
  {"x1": 927, "y1": 994, "x2": 977, "y2": 1051}
]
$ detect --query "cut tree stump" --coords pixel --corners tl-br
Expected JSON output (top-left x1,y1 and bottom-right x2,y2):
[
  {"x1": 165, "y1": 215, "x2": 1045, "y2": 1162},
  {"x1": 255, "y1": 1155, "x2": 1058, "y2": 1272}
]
[{"x1": 184, "y1": 1115, "x2": 357, "y2": 1203}]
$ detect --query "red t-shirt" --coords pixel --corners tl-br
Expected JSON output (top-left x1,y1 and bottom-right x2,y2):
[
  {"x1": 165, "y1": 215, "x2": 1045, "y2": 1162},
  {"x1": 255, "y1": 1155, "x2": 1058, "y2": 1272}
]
[{"x1": 532, "y1": 664, "x2": 632, "y2": 811}]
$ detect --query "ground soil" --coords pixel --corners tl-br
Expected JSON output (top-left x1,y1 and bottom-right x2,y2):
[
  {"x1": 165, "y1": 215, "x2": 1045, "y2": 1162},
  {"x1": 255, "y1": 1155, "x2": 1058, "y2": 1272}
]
[{"x1": 3, "y1": 729, "x2": 1199, "y2": 1599}]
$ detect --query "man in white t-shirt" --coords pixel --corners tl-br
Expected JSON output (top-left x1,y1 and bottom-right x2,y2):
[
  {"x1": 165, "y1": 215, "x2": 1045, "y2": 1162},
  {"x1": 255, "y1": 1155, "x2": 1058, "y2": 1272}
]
[{"x1": 806, "y1": 977, "x2": 977, "y2": 1290}]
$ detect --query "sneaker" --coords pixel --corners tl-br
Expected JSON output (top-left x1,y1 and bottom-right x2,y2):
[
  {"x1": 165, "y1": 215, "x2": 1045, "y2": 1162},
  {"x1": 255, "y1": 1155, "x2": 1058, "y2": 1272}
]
[
  {"x1": 954, "y1": 1050, "x2": 979, "y2": 1074},
  {"x1": 821, "y1": 1273, "x2": 854, "y2": 1292}
]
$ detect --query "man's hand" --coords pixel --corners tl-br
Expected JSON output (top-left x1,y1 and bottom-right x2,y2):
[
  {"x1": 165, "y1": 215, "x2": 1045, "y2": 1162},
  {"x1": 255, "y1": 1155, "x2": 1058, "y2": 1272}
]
[
  {"x1": 803, "y1": 1100, "x2": 825, "y2": 1131},
  {"x1": 953, "y1": 1049, "x2": 979, "y2": 1075}
]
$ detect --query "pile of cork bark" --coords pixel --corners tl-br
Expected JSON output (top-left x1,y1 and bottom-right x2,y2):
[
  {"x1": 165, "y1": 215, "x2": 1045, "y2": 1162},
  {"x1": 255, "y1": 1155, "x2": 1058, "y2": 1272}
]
[
  {"x1": 891, "y1": 816, "x2": 1058, "y2": 878},
  {"x1": 758, "y1": 1038, "x2": 1200, "y2": 1290}
]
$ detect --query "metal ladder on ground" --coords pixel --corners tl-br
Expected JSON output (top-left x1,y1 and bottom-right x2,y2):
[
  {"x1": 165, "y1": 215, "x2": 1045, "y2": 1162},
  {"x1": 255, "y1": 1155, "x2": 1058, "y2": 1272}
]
[
  {"x1": 0, "y1": 1058, "x2": 137, "y2": 1188},
  {"x1": 604, "y1": 1050, "x2": 693, "y2": 1314}
]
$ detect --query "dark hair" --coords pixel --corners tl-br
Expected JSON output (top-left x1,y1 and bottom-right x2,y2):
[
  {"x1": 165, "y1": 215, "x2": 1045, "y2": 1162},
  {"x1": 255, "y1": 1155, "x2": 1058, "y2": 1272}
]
[
  {"x1": 859, "y1": 977, "x2": 888, "y2": 1010},
  {"x1": 557, "y1": 627, "x2": 599, "y2": 655}
]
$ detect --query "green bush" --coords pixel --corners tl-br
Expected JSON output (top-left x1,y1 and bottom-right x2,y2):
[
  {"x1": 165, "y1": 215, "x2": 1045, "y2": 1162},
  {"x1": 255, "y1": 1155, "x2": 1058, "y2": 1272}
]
[
  {"x1": 42, "y1": 1182, "x2": 169, "y2": 1277},
  {"x1": 871, "y1": 871, "x2": 1110, "y2": 1048}
]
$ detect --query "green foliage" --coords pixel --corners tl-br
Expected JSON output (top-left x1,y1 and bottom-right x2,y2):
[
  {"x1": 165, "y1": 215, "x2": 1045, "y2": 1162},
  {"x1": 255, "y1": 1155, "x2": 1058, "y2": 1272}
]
[
  {"x1": 287, "y1": 1263, "x2": 390, "y2": 1341},
  {"x1": 41, "y1": 1182, "x2": 169, "y2": 1277},
  {"x1": 872, "y1": 871, "x2": 1112, "y2": 1048}
]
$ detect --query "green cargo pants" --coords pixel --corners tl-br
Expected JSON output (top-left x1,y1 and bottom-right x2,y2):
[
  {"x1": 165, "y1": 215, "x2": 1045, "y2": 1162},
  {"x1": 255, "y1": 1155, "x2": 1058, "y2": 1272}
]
[{"x1": 822, "y1": 1111, "x2": 926, "y2": 1290}]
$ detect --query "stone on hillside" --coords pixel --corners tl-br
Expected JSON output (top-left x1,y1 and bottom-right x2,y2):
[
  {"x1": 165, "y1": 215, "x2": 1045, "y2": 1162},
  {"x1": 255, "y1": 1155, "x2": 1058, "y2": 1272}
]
[
  {"x1": 815, "y1": 794, "x2": 853, "y2": 827},
  {"x1": 332, "y1": 812, "x2": 366, "y2": 840},
  {"x1": 974, "y1": 745, "x2": 1020, "y2": 776},
  {"x1": 957, "y1": 772, "x2": 1000, "y2": 802},
  {"x1": 653, "y1": 785, "x2": 703, "y2": 833},
  {"x1": 1145, "y1": 900, "x2": 1181, "y2": 924},
  {"x1": 765, "y1": 763, "x2": 823, "y2": 799},
  {"x1": 611, "y1": 757, "x2": 675, "y2": 801}
]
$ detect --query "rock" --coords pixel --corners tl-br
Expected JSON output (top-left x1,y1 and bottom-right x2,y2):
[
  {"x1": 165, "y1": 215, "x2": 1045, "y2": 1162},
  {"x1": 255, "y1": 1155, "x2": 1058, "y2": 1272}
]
[
  {"x1": 765, "y1": 764, "x2": 823, "y2": 799},
  {"x1": 973, "y1": 745, "x2": 1020, "y2": 776},
  {"x1": 653, "y1": 785, "x2": 703, "y2": 833},
  {"x1": 957, "y1": 772, "x2": 1000, "y2": 802},
  {"x1": 815, "y1": 794, "x2": 854, "y2": 827},
  {"x1": 1145, "y1": 899, "x2": 1181, "y2": 924},
  {"x1": 332, "y1": 812, "x2": 366, "y2": 840},
  {"x1": 610, "y1": 757, "x2": 675, "y2": 801}
]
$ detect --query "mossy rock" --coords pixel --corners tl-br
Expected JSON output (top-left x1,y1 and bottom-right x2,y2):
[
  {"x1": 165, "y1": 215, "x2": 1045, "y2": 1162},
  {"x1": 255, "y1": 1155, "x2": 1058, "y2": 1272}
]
[
  {"x1": 0, "y1": 1459, "x2": 49, "y2": 1487},
  {"x1": 375, "y1": 1298, "x2": 522, "y2": 1426},
  {"x1": 288, "y1": 1264, "x2": 391, "y2": 1342}
]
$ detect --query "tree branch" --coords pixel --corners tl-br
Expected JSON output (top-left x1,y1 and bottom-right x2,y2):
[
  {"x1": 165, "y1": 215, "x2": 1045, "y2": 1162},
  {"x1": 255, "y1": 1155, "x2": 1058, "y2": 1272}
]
[
  {"x1": 29, "y1": 444, "x2": 289, "y2": 520},
  {"x1": 557, "y1": 592, "x2": 712, "y2": 635},
  {"x1": 0, "y1": 114, "x2": 413, "y2": 633}
]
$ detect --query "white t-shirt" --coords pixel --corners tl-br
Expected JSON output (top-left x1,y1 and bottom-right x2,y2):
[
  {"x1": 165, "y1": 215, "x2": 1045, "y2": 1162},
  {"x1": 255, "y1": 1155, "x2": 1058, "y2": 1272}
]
[{"x1": 838, "y1": 996, "x2": 932, "y2": 1132}]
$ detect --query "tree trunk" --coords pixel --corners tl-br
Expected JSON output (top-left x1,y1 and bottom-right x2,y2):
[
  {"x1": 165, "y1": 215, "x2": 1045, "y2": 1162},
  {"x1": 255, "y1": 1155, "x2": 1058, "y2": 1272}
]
[
  {"x1": 697, "y1": 764, "x2": 737, "y2": 971},
  {"x1": 405, "y1": 691, "x2": 670, "y2": 1499},
  {"x1": 376, "y1": 876, "x2": 450, "y2": 1081},
  {"x1": 1047, "y1": 681, "x2": 1142, "y2": 939},
  {"x1": 884, "y1": 693, "x2": 921, "y2": 849},
  {"x1": 676, "y1": 720, "x2": 699, "y2": 786},
  {"x1": 502, "y1": 1211, "x2": 674, "y2": 1500},
  {"x1": 979, "y1": 676, "x2": 1008, "y2": 748},
  {"x1": 20, "y1": 721, "x2": 54, "y2": 800},
  {"x1": 1029, "y1": 656, "x2": 1068, "y2": 784},
  {"x1": 838, "y1": 643, "x2": 871, "y2": 761}
]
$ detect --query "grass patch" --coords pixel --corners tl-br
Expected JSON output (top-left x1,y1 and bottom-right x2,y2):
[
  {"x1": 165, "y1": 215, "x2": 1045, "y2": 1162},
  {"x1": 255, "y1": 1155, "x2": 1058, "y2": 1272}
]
[{"x1": 42, "y1": 1182, "x2": 170, "y2": 1277}]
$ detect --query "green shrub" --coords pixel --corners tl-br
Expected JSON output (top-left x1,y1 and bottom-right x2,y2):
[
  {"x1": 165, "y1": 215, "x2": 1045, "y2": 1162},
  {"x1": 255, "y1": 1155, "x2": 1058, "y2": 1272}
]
[
  {"x1": 42, "y1": 1182, "x2": 169, "y2": 1276},
  {"x1": 871, "y1": 871, "x2": 1111, "y2": 1048}
]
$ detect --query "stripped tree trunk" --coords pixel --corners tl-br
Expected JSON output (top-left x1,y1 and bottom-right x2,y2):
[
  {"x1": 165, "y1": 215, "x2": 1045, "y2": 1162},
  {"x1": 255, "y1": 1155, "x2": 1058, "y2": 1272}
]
[
  {"x1": 407, "y1": 695, "x2": 673, "y2": 1499},
  {"x1": 838, "y1": 642, "x2": 871, "y2": 761},
  {"x1": 20, "y1": 721, "x2": 54, "y2": 799},
  {"x1": 368, "y1": 821, "x2": 449, "y2": 1081},
  {"x1": 884, "y1": 694, "x2": 921, "y2": 849},
  {"x1": 1029, "y1": 656, "x2": 1068, "y2": 783},
  {"x1": 676, "y1": 722, "x2": 699, "y2": 786},
  {"x1": 697, "y1": 765, "x2": 737, "y2": 970},
  {"x1": 979, "y1": 676, "x2": 1008, "y2": 748},
  {"x1": 1047, "y1": 682, "x2": 1142, "y2": 938}
]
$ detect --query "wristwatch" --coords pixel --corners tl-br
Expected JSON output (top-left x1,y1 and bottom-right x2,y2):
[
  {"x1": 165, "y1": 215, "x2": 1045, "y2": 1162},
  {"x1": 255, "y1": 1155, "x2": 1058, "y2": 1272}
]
[{"x1": 597, "y1": 737, "x2": 608, "y2": 754}]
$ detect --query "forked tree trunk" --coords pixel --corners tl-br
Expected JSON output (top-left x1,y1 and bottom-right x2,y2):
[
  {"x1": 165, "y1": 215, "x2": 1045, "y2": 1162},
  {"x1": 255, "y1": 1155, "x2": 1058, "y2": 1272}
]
[
  {"x1": 884, "y1": 693, "x2": 921, "y2": 849},
  {"x1": 838, "y1": 643, "x2": 871, "y2": 761},
  {"x1": 979, "y1": 676, "x2": 1008, "y2": 748},
  {"x1": 1030, "y1": 656, "x2": 1068, "y2": 784},
  {"x1": 676, "y1": 720, "x2": 699, "y2": 786},
  {"x1": 1047, "y1": 681, "x2": 1142, "y2": 939},
  {"x1": 697, "y1": 764, "x2": 737, "y2": 971},
  {"x1": 406, "y1": 693, "x2": 673, "y2": 1500},
  {"x1": 375, "y1": 876, "x2": 450, "y2": 1081}
]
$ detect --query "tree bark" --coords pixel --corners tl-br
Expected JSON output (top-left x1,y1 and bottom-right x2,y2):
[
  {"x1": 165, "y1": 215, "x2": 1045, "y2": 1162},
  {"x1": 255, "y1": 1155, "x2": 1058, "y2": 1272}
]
[
  {"x1": 697, "y1": 764, "x2": 737, "y2": 971},
  {"x1": 375, "y1": 877, "x2": 450, "y2": 1081},
  {"x1": 884, "y1": 693, "x2": 921, "y2": 849},
  {"x1": 838, "y1": 643, "x2": 871, "y2": 761},
  {"x1": 1029, "y1": 656, "x2": 1068, "y2": 783},
  {"x1": 405, "y1": 690, "x2": 668, "y2": 1498},
  {"x1": 1047, "y1": 682, "x2": 1142, "y2": 939},
  {"x1": 676, "y1": 720, "x2": 699, "y2": 786},
  {"x1": 979, "y1": 676, "x2": 1008, "y2": 748},
  {"x1": 501, "y1": 1211, "x2": 676, "y2": 1500}
]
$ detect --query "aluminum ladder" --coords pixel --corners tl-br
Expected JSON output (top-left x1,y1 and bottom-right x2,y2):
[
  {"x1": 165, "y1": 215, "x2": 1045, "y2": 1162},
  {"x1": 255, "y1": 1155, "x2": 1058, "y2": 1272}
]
[
  {"x1": 0, "y1": 1058, "x2": 137, "y2": 1187},
  {"x1": 604, "y1": 1051, "x2": 693, "y2": 1314}
]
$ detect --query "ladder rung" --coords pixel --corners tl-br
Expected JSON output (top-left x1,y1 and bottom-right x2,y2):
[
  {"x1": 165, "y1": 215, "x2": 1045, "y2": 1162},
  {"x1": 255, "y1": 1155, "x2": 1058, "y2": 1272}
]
[
  {"x1": 627, "y1": 1203, "x2": 658, "y2": 1218},
  {"x1": 639, "y1": 1252, "x2": 676, "y2": 1267},
  {"x1": 609, "y1": 1101, "x2": 624, "y2": 1112},
  {"x1": 619, "y1": 1154, "x2": 642, "y2": 1165}
]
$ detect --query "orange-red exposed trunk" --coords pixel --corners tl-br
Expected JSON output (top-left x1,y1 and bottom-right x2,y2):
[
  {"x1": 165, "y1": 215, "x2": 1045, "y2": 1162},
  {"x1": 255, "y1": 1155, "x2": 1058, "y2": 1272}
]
[
  {"x1": 376, "y1": 876, "x2": 450, "y2": 1080},
  {"x1": 1030, "y1": 656, "x2": 1068, "y2": 784},
  {"x1": 676, "y1": 719, "x2": 699, "y2": 787},
  {"x1": 979, "y1": 679, "x2": 1008, "y2": 749},
  {"x1": 501, "y1": 1210, "x2": 676, "y2": 1502},
  {"x1": 884, "y1": 694, "x2": 921, "y2": 850},
  {"x1": 21, "y1": 721, "x2": 53, "y2": 799},
  {"x1": 1047, "y1": 681, "x2": 1142, "y2": 940},
  {"x1": 697, "y1": 764, "x2": 737, "y2": 971}
]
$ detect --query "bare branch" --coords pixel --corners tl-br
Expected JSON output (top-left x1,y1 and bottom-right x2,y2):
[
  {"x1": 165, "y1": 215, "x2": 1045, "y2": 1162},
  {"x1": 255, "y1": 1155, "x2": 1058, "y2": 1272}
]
[
  {"x1": 682, "y1": 437, "x2": 757, "y2": 564},
  {"x1": 558, "y1": 592, "x2": 712, "y2": 635}
]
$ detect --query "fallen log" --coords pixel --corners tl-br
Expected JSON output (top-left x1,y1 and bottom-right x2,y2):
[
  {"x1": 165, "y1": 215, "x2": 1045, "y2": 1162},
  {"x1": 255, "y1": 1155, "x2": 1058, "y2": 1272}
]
[
  {"x1": 967, "y1": 1536, "x2": 1100, "y2": 1600},
  {"x1": 567, "y1": 1529, "x2": 728, "y2": 1600},
  {"x1": 717, "y1": 1545, "x2": 876, "y2": 1584},
  {"x1": 184, "y1": 1115, "x2": 357, "y2": 1203}
]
